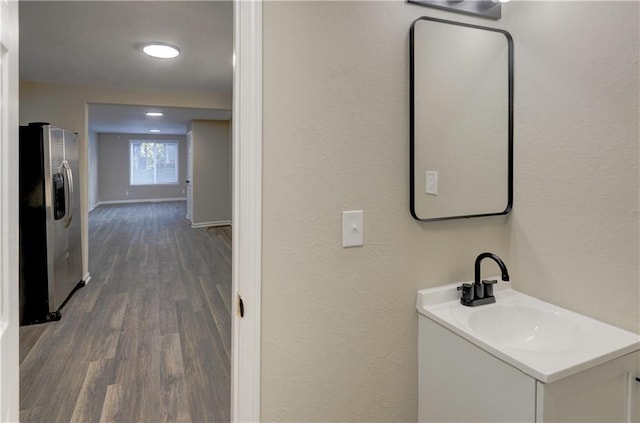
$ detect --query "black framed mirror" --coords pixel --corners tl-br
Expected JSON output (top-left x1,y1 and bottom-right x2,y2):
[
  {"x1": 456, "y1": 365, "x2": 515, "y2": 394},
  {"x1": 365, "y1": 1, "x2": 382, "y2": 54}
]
[{"x1": 410, "y1": 17, "x2": 513, "y2": 222}]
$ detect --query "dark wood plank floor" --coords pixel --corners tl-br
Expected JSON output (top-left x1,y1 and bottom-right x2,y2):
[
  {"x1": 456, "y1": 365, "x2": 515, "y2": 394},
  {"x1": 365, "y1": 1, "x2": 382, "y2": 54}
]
[{"x1": 19, "y1": 201, "x2": 231, "y2": 422}]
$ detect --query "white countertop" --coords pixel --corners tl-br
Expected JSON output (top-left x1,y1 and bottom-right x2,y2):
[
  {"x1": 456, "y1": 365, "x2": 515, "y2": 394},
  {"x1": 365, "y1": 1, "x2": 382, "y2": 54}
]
[{"x1": 417, "y1": 281, "x2": 640, "y2": 383}]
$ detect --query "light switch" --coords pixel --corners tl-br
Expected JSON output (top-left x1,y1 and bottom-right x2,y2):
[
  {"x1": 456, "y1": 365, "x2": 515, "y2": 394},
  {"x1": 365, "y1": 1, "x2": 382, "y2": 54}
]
[
  {"x1": 342, "y1": 210, "x2": 364, "y2": 248},
  {"x1": 425, "y1": 171, "x2": 438, "y2": 195}
]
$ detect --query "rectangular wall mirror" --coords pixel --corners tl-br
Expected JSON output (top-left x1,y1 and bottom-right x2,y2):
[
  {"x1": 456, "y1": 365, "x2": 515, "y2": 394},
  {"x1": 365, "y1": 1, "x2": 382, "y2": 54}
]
[{"x1": 410, "y1": 16, "x2": 513, "y2": 222}]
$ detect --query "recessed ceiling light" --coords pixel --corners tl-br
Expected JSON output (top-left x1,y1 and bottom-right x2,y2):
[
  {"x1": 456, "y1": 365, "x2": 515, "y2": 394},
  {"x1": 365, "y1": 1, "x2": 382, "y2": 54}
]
[
  {"x1": 146, "y1": 112, "x2": 163, "y2": 117},
  {"x1": 149, "y1": 129, "x2": 161, "y2": 133},
  {"x1": 142, "y1": 43, "x2": 180, "y2": 59}
]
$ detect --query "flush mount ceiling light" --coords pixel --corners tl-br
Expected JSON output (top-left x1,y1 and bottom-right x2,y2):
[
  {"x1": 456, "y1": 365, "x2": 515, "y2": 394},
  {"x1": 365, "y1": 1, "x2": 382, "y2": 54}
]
[
  {"x1": 149, "y1": 129, "x2": 161, "y2": 133},
  {"x1": 146, "y1": 112, "x2": 164, "y2": 117},
  {"x1": 142, "y1": 42, "x2": 180, "y2": 59}
]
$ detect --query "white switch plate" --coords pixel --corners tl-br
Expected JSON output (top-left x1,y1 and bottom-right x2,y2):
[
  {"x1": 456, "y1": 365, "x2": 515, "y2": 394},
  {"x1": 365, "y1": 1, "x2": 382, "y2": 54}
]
[
  {"x1": 342, "y1": 210, "x2": 364, "y2": 247},
  {"x1": 425, "y1": 171, "x2": 438, "y2": 195}
]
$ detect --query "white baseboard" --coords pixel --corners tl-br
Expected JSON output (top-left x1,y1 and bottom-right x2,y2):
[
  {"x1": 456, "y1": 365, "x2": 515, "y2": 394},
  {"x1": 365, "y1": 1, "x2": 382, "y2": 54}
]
[
  {"x1": 191, "y1": 220, "x2": 232, "y2": 228},
  {"x1": 82, "y1": 272, "x2": 91, "y2": 285},
  {"x1": 97, "y1": 197, "x2": 187, "y2": 206}
]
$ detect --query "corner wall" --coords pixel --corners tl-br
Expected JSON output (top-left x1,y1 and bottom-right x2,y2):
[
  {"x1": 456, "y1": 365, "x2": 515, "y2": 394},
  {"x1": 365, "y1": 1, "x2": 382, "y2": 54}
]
[
  {"x1": 505, "y1": 1, "x2": 639, "y2": 333},
  {"x1": 189, "y1": 120, "x2": 231, "y2": 226},
  {"x1": 88, "y1": 130, "x2": 99, "y2": 210}
]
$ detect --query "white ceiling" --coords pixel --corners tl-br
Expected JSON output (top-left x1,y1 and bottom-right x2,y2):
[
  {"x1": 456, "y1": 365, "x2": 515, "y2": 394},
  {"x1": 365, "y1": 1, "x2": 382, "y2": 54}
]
[{"x1": 19, "y1": 1, "x2": 233, "y2": 135}]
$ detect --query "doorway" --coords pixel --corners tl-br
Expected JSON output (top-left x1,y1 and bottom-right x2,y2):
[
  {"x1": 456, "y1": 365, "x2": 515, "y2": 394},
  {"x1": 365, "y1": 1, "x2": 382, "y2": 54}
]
[
  {"x1": 15, "y1": 1, "x2": 245, "y2": 422},
  {"x1": 4, "y1": 1, "x2": 263, "y2": 420}
]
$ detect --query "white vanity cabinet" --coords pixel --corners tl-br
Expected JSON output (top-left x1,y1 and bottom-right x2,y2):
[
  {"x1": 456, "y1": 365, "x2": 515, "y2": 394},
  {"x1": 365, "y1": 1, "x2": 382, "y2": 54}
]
[
  {"x1": 536, "y1": 350, "x2": 639, "y2": 423},
  {"x1": 419, "y1": 317, "x2": 640, "y2": 423}
]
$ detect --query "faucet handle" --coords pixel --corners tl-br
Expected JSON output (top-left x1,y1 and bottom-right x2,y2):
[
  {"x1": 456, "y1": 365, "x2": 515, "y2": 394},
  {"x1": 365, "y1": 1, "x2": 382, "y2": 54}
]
[
  {"x1": 457, "y1": 283, "x2": 474, "y2": 302},
  {"x1": 482, "y1": 279, "x2": 498, "y2": 297}
]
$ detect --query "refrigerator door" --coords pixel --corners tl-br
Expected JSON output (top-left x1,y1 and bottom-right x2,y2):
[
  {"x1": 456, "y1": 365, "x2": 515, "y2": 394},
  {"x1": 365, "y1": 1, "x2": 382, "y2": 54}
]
[
  {"x1": 48, "y1": 127, "x2": 70, "y2": 311},
  {"x1": 20, "y1": 123, "x2": 55, "y2": 323},
  {"x1": 63, "y1": 130, "x2": 82, "y2": 288}
]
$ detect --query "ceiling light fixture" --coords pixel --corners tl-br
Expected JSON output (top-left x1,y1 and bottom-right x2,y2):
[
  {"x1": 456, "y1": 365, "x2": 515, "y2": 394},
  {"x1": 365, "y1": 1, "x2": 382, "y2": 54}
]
[
  {"x1": 408, "y1": 0, "x2": 505, "y2": 19},
  {"x1": 149, "y1": 129, "x2": 161, "y2": 133},
  {"x1": 142, "y1": 42, "x2": 180, "y2": 59},
  {"x1": 146, "y1": 112, "x2": 164, "y2": 117}
]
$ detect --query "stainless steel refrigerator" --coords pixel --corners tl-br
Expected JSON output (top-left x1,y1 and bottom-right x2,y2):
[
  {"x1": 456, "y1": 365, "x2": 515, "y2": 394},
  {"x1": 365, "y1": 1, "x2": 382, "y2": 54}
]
[{"x1": 19, "y1": 122, "x2": 83, "y2": 325}]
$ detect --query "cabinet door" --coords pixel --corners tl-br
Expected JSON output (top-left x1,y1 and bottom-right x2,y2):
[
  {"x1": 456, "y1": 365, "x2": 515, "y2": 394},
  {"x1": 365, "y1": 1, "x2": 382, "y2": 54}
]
[
  {"x1": 629, "y1": 356, "x2": 640, "y2": 423},
  {"x1": 537, "y1": 351, "x2": 640, "y2": 423},
  {"x1": 419, "y1": 318, "x2": 536, "y2": 422}
]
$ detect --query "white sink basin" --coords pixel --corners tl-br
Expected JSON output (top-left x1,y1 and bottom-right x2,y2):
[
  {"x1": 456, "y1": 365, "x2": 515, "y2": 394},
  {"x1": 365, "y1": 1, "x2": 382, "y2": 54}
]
[
  {"x1": 417, "y1": 280, "x2": 640, "y2": 383},
  {"x1": 467, "y1": 303, "x2": 581, "y2": 353}
]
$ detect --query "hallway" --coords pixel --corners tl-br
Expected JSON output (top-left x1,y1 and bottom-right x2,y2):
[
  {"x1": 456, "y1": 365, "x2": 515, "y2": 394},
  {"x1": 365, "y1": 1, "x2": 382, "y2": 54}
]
[{"x1": 19, "y1": 201, "x2": 231, "y2": 422}]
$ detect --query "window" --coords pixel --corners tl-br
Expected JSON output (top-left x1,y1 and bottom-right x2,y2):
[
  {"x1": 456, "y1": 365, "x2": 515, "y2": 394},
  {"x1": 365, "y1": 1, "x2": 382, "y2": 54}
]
[{"x1": 130, "y1": 140, "x2": 178, "y2": 185}]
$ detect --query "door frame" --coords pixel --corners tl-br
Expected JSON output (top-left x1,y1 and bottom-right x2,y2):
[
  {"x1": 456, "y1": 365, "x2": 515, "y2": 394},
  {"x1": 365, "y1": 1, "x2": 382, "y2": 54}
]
[
  {"x1": 231, "y1": 0, "x2": 262, "y2": 421},
  {"x1": 1, "y1": 0, "x2": 20, "y2": 421},
  {"x1": 0, "y1": 0, "x2": 261, "y2": 420}
]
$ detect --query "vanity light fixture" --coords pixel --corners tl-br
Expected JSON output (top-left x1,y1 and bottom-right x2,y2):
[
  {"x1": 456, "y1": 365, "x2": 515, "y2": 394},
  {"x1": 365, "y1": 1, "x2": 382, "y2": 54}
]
[
  {"x1": 146, "y1": 112, "x2": 164, "y2": 117},
  {"x1": 149, "y1": 129, "x2": 161, "y2": 133},
  {"x1": 142, "y1": 42, "x2": 180, "y2": 59},
  {"x1": 408, "y1": 0, "x2": 505, "y2": 20}
]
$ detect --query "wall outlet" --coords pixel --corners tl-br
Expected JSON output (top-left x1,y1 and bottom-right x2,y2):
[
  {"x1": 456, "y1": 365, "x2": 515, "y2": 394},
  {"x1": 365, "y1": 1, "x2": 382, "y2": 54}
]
[
  {"x1": 182, "y1": 189, "x2": 186, "y2": 194},
  {"x1": 125, "y1": 190, "x2": 129, "y2": 196}
]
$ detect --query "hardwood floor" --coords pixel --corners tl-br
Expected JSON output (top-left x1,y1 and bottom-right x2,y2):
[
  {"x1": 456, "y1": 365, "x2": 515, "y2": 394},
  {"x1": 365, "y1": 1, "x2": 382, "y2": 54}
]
[{"x1": 19, "y1": 201, "x2": 231, "y2": 422}]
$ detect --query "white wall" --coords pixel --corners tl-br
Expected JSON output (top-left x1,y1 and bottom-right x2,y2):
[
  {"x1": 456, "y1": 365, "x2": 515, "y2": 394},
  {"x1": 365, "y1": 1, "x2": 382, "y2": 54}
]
[
  {"x1": 188, "y1": 120, "x2": 231, "y2": 226},
  {"x1": 506, "y1": 1, "x2": 639, "y2": 332},
  {"x1": 97, "y1": 133, "x2": 187, "y2": 203},
  {"x1": 261, "y1": 1, "x2": 639, "y2": 421},
  {"x1": 88, "y1": 130, "x2": 99, "y2": 211}
]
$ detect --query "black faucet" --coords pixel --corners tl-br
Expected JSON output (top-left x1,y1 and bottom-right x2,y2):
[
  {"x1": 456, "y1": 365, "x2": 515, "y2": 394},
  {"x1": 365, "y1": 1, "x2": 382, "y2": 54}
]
[{"x1": 457, "y1": 252, "x2": 510, "y2": 307}]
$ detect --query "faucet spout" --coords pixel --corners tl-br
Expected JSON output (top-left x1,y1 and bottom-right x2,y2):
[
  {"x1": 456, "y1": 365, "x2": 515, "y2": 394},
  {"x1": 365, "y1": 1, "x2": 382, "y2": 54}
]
[
  {"x1": 458, "y1": 252, "x2": 510, "y2": 307},
  {"x1": 474, "y1": 252, "x2": 510, "y2": 285}
]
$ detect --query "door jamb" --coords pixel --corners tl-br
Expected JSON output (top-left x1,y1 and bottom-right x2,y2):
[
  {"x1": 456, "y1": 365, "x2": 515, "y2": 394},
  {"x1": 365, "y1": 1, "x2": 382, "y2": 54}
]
[
  {"x1": 1, "y1": 0, "x2": 20, "y2": 421},
  {"x1": 231, "y1": 0, "x2": 262, "y2": 421}
]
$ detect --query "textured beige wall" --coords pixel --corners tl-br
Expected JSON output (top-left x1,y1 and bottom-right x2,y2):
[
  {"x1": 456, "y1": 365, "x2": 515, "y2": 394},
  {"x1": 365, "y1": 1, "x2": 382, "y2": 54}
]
[
  {"x1": 506, "y1": 1, "x2": 639, "y2": 333},
  {"x1": 262, "y1": 2, "x2": 510, "y2": 422},
  {"x1": 97, "y1": 133, "x2": 187, "y2": 202},
  {"x1": 262, "y1": 1, "x2": 639, "y2": 422},
  {"x1": 20, "y1": 80, "x2": 229, "y2": 279}
]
